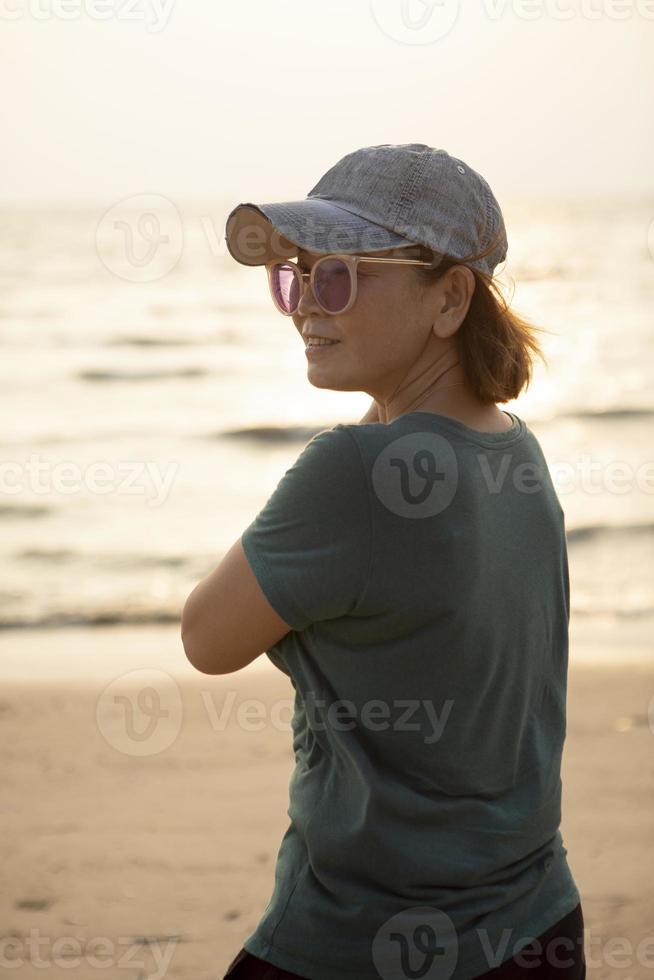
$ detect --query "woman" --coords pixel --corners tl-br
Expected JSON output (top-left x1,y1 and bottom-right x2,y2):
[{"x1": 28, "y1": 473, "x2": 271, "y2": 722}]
[{"x1": 182, "y1": 144, "x2": 586, "y2": 979}]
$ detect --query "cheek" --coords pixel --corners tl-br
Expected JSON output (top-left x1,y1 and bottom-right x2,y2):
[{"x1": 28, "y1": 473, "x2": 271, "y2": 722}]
[{"x1": 344, "y1": 284, "x2": 419, "y2": 359}]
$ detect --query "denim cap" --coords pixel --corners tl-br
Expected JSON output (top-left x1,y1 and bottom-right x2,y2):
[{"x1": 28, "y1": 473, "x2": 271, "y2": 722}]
[{"x1": 224, "y1": 143, "x2": 508, "y2": 277}]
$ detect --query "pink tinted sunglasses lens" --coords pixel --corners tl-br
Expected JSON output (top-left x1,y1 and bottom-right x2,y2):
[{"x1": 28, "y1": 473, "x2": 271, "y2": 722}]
[
  {"x1": 313, "y1": 258, "x2": 351, "y2": 313},
  {"x1": 271, "y1": 264, "x2": 302, "y2": 314}
]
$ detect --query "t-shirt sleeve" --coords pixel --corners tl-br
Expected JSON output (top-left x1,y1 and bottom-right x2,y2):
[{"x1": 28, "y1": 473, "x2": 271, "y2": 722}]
[{"x1": 240, "y1": 425, "x2": 371, "y2": 632}]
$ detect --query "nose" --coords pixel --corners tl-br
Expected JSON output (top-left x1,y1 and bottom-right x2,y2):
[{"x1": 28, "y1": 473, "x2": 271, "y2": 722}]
[{"x1": 296, "y1": 270, "x2": 322, "y2": 317}]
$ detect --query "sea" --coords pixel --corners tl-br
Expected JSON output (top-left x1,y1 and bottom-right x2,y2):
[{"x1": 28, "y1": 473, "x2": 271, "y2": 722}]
[{"x1": 0, "y1": 195, "x2": 652, "y2": 679}]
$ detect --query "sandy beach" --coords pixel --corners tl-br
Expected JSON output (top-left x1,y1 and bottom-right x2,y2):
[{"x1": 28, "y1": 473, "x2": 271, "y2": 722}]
[{"x1": 0, "y1": 632, "x2": 653, "y2": 979}]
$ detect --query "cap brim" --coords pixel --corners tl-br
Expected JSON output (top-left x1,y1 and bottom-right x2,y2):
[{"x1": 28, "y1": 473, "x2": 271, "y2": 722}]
[{"x1": 224, "y1": 198, "x2": 418, "y2": 267}]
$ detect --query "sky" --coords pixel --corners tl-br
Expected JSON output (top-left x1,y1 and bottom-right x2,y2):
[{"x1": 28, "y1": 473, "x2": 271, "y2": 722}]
[{"x1": 1, "y1": 0, "x2": 653, "y2": 207}]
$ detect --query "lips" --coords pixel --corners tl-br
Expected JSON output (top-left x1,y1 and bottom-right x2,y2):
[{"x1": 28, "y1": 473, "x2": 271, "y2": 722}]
[{"x1": 302, "y1": 322, "x2": 340, "y2": 343}]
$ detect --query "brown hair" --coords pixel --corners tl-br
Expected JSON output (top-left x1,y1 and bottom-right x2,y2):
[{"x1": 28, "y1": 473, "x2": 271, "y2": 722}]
[{"x1": 412, "y1": 236, "x2": 551, "y2": 405}]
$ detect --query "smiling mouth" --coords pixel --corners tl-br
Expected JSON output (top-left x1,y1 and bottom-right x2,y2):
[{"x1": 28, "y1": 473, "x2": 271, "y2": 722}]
[{"x1": 304, "y1": 338, "x2": 340, "y2": 348}]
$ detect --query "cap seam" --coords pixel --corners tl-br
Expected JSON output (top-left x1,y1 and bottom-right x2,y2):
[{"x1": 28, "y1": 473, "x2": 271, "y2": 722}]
[
  {"x1": 481, "y1": 183, "x2": 497, "y2": 253},
  {"x1": 390, "y1": 150, "x2": 431, "y2": 231}
]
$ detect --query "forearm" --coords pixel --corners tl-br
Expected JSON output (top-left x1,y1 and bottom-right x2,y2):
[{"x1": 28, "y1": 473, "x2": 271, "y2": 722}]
[{"x1": 358, "y1": 399, "x2": 380, "y2": 424}]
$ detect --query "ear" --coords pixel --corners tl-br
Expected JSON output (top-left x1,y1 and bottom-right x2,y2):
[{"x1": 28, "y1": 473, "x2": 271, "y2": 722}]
[{"x1": 429, "y1": 266, "x2": 475, "y2": 332}]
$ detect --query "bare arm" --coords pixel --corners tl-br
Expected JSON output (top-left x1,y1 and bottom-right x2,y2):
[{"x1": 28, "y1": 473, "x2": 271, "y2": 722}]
[
  {"x1": 181, "y1": 538, "x2": 291, "y2": 675},
  {"x1": 358, "y1": 399, "x2": 380, "y2": 424}
]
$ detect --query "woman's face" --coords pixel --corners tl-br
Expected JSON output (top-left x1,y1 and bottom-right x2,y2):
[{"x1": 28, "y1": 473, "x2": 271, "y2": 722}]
[{"x1": 290, "y1": 245, "x2": 471, "y2": 399}]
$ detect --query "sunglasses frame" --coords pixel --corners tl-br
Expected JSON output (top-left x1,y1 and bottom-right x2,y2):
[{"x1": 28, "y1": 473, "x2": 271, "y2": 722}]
[{"x1": 265, "y1": 252, "x2": 434, "y2": 317}]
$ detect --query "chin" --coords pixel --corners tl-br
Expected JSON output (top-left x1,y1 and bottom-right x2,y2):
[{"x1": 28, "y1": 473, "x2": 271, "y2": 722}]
[{"x1": 308, "y1": 376, "x2": 359, "y2": 393}]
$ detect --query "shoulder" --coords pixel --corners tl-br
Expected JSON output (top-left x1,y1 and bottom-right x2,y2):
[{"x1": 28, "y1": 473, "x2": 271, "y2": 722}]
[
  {"x1": 297, "y1": 424, "x2": 364, "y2": 475},
  {"x1": 268, "y1": 425, "x2": 369, "y2": 506}
]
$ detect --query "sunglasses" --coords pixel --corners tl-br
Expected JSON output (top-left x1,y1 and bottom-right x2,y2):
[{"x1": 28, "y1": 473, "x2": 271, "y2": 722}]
[{"x1": 265, "y1": 252, "x2": 434, "y2": 317}]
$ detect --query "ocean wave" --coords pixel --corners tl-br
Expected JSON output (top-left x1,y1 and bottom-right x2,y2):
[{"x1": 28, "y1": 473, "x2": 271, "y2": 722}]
[
  {"x1": 14, "y1": 549, "x2": 192, "y2": 569},
  {"x1": 0, "y1": 609, "x2": 182, "y2": 630},
  {"x1": 0, "y1": 503, "x2": 52, "y2": 519},
  {"x1": 216, "y1": 410, "x2": 654, "y2": 443},
  {"x1": 557, "y1": 407, "x2": 654, "y2": 421},
  {"x1": 0, "y1": 604, "x2": 652, "y2": 631},
  {"x1": 76, "y1": 367, "x2": 209, "y2": 382},
  {"x1": 105, "y1": 335, "x2": 192, "y2": 347},
  {"x1": 10, "y1": 523, "x2": 652, "y2": 567},
  {"x1": 567, "y1": 607, "x2": 654, "y2": 619},
  {"x1": 218, "y1": 424, "x2": 328, "y2": 444},
  {"x1": 0, "y1": 430, "x2": 133, "y2": 446},
  {"x1": 105, "y1": 330, "x2": 240, "y2": 347},
  {"x1": 566, "y1": 521, "x2": 654, "y2": 543}
]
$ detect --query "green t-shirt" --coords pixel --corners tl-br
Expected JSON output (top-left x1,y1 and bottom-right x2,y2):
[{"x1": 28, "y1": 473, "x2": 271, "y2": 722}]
[{"x1": 239, "y1": 410, "x2": 581, "y2": 980}]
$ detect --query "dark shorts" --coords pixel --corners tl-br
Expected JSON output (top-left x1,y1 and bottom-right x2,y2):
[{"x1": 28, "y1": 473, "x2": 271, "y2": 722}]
[{"x1": 223, "y1": 902, "x2": 586, "y2": 979}]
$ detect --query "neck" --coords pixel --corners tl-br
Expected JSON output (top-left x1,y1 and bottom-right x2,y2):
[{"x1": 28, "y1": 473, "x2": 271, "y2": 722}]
[{"x1": 376, "y1": 347, "x2": 466, "y2": 424}]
